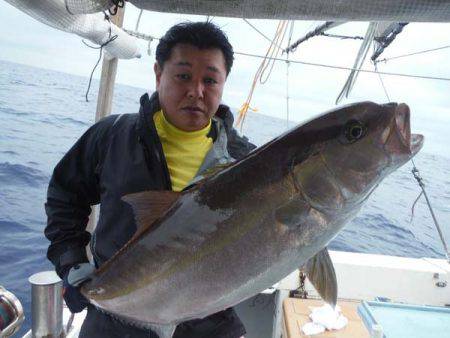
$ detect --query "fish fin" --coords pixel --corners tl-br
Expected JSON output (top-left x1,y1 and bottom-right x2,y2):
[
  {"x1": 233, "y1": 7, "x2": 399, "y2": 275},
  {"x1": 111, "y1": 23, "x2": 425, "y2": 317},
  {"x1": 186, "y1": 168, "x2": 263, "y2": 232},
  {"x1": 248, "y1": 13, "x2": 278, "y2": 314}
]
[
  {"x1": 275, "y1": 197, "x2": 310, "y2": 229},
  {"x1": 122, "y1": 190, "x2": 181, "y2": 237},
  {"x1": 304, "y1": 248, "x2": 337, "y2": 308},
  {"x1": 147, "y1": 323, "x2": 176, "y2": 338}
]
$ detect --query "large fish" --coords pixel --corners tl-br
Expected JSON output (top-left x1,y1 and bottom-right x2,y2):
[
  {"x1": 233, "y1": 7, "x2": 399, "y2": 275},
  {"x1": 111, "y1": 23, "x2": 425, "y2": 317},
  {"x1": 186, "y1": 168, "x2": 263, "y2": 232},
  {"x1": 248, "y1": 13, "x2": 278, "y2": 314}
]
[{"x1": 81, "y1": 101, "x2": 423, "y2": 337}]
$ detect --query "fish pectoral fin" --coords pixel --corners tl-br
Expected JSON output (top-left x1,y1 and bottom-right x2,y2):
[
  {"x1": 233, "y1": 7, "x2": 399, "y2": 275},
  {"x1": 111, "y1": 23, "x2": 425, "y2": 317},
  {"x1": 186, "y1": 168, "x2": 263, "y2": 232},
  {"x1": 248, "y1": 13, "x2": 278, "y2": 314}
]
[
  {"x1": 304, "y1": 247, "x2": 337, "y2": 308},
  {"x1": 122, "y1": 190, "x2": 181, "y2": 237},
  {"x1": 275, "y1": 197, "x2": 310, "y2": 229},
  {"x1": 147, "y1": 323, "x2": 176, "y2": 338}
]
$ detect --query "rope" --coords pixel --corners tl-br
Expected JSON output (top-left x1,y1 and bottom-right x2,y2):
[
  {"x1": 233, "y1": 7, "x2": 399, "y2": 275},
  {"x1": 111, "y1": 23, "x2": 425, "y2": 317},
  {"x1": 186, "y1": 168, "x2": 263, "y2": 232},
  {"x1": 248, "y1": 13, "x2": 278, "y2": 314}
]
[
  {"x1": 410, "y1": 159, "x2": 450, "y2": 263},
  {"x1": 375, "y1": 65, "x2": 450, "y2": 263},
  {"x1": 259, "y1": 21, "x2": 288, "y2": 84},
  {"x1": 286, "y1": 21, "x2": 294, "y2": 129},
  {"x1": 83, "y1": 14, "x2": 118, "y2": 102},
  {"x1": 119, "y1": 29, "x2": 450, "y2": 83},
  {"x1": 375, "y1": 44, "x2": 450, "y2": 64},
  {"x1": 410, "y1": 190, "x2": 423, "y2": 223},
  {"x1": 123, "y1": 28, "x2": 155, "y2": 41},
  {"x1": 234, "y1": 51, "x2": 450, "y2": 82},
  {"x1": 320, "y1": 32, "x2": 365, "y2": 40},
  {"x1": 374, "y1": 63, "x2": 390, "y2": 101},
  {"x1": 109, "y1": 0, "x2": 124, "y2": 16},
  {"x1": 371, "y1": 23, "x2": 408, "y2": 62},
  {"x1": 236, "y1": 21, "x2": 290, "y2": 128},
  {"x1": 285, "y1": 21, "x2": 337, "y2": 54},
  {"x1": 243, "y1": 19, "x2": 285, "y2": 53},
  {"x1": 134, "y1": 9, "x2": 144, "y2": 31}
]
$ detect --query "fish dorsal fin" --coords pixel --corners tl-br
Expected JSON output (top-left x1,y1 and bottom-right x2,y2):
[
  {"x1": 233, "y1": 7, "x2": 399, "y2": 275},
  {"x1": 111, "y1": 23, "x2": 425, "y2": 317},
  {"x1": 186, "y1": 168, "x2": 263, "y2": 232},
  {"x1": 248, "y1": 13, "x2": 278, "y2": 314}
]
[
  {"x1": 122, "y1": 190, "x2": 181, "y2": 239},
  {"x1": 304, "y1": 247, "x2": 338, "y2": 308}
]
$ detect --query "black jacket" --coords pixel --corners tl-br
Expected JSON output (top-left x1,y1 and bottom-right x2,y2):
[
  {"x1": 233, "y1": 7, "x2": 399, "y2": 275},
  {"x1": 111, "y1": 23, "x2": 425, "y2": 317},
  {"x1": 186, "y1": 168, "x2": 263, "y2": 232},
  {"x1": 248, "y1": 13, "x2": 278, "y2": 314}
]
[{"x1": 45, "y1": 92, "x2": 256, "y2": 338}]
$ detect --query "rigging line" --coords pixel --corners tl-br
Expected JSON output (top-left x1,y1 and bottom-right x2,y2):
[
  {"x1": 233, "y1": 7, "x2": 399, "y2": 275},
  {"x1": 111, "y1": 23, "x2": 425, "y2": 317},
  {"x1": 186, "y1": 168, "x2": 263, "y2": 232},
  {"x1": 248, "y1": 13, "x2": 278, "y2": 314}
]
[
  {"x1": 84, "y1": 15, "x2": 118, "y2": 102},
  {"x1": 123, "y1": 28, "x2": 155, "y2": 41},
  {"x1": 285, "y1": 21, "x2": 337, "y2": 54},
  {"x1": 411, "y1": 158, "x2": 450, "y2": 263},
  {"x1": 371, "y1": 23, "x2": 409, "y2": 62},
  {"x1": 134, "y1": 9, "x2": 144, "y2": 31},
  {"x1": 320, "y1": 32, "x2": 365, "y2": 40},
  {"x1": 374, "y1": 63, "x2": 390, "y2": 101},
  {"x1": 243, "y1": 18, "x2": 285, "y2": 53},
  {"x1": 377, "y1": 62, "x2": 450, "y2": 264},
  {"x1": 286, "y1": 21, "x2": 295, "y2": 129},
  {"x1": 377, "y1": 64, "x2": 450, "y2": 264},
  {"x1": 410, "y1": 191, "x2": 423, "y2": 223},
  {"x1": 260, "y1": 20, "x2": 288, "y2": 84},
  {"x1": 109, "y1": 0, "x2": 125, "y2": 16},
  {"x1": 236, "y1": 20, "x2": 287, "y2": 128},
  {"x1": 234, "y1": 51, "x2": 450, "y2": 82},
  {"x1": 375, "y1": 44, "x2": 450, "y2": 64}
]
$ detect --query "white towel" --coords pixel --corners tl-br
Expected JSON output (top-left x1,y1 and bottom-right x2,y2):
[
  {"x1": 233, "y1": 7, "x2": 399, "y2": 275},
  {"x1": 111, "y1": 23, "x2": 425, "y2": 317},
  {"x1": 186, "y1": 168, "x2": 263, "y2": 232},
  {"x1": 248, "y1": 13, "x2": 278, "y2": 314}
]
[{"x1": 302, "y1": 303, "x2": 348, "y2": 335}]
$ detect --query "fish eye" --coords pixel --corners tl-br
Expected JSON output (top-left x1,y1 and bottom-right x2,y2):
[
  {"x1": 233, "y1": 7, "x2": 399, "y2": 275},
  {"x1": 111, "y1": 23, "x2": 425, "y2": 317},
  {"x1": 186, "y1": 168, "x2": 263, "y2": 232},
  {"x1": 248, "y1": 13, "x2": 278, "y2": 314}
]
[{"x1": 343, "y1": 120, "x2": 366, "y2": 143}]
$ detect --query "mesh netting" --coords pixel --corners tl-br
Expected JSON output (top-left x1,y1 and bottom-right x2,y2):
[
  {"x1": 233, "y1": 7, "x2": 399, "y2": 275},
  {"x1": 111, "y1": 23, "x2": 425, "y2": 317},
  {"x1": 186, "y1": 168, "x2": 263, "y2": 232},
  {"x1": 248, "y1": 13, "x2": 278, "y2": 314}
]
[
  {"x1": 65, "y1": 0, "x2": 113, "y2": 15},
  {"x1": 65, "y1": 0, "x2": 450, "y2": 22},
  {"x1": 5, "y1": 0, "x2": 140, "y2": 59}
]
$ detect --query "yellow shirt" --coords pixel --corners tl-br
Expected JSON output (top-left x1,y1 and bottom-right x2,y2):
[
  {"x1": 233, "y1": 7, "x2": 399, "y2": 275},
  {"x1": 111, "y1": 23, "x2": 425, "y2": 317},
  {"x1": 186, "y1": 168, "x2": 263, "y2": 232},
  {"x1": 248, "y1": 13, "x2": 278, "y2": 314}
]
[{"x1": 153, "y1": 110, "x2": 213, "y2": 192}]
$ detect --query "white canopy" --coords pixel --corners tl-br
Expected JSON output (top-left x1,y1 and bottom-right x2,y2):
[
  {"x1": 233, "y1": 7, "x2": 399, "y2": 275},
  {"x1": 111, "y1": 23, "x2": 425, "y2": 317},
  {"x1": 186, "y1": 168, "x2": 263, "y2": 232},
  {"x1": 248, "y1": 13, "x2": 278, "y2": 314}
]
[{"x1": 66, "y1": 0, "x2": 450, "y2": 22}]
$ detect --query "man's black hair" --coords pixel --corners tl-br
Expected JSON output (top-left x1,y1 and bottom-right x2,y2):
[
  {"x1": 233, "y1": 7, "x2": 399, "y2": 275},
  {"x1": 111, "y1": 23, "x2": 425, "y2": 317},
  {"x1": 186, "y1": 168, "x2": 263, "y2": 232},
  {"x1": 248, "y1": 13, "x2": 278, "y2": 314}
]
[{"x1": 156, "y1": 21, "x2": 234, "y2": 76}]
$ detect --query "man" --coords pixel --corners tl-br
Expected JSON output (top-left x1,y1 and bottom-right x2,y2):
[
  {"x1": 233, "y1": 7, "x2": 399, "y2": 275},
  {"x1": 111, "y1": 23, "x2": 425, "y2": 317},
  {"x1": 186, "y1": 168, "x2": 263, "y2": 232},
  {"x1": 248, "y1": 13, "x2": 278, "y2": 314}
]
[{"x1": 45, "y1": 21, "x2": 255, "y2": 337}]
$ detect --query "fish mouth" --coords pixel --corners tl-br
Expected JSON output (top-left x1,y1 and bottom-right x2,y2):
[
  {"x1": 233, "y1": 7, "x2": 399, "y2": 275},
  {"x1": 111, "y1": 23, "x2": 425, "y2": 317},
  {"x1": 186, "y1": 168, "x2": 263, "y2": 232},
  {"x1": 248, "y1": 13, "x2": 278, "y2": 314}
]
[
  {"x1": 395, "y1": 103, "x2": 411, "y2": 148},
  {"x1": 410, "y1": 134, "x2": 424, "y2": 156},
  {"x1": 393, "y1": 103, "x2": 424, "y2": 156}
]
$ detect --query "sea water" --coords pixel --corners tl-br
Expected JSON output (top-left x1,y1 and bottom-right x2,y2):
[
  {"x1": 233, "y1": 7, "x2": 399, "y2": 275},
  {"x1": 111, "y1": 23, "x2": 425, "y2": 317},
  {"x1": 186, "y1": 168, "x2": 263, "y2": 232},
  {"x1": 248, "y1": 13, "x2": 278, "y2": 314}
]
[{"x1": 1, "y1": 60, "x2": 449, "y2": 336}]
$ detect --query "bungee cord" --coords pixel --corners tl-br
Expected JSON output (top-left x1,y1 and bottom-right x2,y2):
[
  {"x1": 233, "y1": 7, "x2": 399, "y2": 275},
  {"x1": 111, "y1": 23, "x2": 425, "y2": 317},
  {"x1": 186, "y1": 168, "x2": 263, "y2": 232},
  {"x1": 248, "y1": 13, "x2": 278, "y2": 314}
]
[{"x1": 83, "y1": 14, "x2": 118, "y2": 102}]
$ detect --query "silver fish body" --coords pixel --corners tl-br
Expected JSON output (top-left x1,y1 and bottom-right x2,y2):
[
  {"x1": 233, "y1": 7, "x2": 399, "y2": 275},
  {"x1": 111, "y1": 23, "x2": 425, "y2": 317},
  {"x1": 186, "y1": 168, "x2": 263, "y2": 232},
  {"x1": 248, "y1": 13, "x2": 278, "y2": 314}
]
[{"x1": 81, "y1": 101, "x2": 423, "y2": 336}]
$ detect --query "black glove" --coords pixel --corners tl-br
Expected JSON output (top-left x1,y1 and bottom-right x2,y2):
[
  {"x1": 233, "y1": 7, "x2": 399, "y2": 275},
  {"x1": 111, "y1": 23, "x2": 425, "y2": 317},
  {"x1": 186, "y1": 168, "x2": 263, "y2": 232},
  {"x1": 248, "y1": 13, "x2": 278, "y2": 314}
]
[{"x1": 63, "y1": 263, "x2": 95, "y2": 313}]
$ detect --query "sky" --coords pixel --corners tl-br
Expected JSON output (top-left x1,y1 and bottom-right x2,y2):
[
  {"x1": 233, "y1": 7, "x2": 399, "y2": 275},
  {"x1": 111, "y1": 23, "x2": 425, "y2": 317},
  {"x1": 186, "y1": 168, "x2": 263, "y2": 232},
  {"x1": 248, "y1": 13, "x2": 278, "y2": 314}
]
[{"x1": 1, "y1": 1, "x2": 450, "y2": 156}]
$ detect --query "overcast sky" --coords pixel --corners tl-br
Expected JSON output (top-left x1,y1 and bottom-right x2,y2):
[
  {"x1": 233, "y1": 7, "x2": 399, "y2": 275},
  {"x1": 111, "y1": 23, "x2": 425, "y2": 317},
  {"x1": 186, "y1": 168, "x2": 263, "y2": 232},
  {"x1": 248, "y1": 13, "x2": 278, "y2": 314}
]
[{"x1": 1, "y1": 1, "x2": 449, "y2": 155}]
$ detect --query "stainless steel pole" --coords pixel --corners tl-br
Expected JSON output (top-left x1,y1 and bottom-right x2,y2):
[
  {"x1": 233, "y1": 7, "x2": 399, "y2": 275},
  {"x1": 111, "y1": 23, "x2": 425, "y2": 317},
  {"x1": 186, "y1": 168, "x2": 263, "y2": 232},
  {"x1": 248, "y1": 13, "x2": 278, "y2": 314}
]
[{"x1": 29, "y1": 271, "x2": 63, "y2": 338}]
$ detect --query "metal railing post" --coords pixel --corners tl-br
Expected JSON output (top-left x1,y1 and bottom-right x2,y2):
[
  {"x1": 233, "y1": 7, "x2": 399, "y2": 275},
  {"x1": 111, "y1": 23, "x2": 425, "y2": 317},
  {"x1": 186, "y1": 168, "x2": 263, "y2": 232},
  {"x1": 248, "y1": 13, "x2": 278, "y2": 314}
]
[{"x1": 29, "y1": 271, "x2": 63, "y2": 338}]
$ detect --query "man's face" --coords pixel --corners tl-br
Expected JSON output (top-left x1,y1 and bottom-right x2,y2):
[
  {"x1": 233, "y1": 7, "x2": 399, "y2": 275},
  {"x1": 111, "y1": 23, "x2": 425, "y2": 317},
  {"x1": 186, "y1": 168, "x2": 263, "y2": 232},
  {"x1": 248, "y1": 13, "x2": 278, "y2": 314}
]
[{"x1": 154, "y1": 44, "x2": 227, "y2": 132}]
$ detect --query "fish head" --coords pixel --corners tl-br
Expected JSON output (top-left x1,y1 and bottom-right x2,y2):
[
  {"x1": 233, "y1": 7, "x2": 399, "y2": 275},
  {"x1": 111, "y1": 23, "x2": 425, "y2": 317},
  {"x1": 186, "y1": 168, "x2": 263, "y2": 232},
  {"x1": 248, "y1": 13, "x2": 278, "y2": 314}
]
[{"x1": 317, "y1": 102, "x2": 423, "y2": 203}]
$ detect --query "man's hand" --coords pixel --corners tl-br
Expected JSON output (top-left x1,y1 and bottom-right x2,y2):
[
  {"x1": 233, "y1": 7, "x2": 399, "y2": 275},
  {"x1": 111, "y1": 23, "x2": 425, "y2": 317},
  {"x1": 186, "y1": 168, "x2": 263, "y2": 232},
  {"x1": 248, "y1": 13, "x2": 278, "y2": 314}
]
[{"x1": 63, "y1": 263, "x2": 95, "y2": 313}]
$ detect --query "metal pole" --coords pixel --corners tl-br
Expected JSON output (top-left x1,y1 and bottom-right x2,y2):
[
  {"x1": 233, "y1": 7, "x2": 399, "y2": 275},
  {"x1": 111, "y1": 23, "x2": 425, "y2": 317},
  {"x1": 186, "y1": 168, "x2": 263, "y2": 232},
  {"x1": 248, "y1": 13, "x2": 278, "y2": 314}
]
[
  {"x1": 87, "y1": 5, "x2": 126, "y2": 240},
  {"x1": 29, "y1": 272, "x2": 63, "y2": 338}
]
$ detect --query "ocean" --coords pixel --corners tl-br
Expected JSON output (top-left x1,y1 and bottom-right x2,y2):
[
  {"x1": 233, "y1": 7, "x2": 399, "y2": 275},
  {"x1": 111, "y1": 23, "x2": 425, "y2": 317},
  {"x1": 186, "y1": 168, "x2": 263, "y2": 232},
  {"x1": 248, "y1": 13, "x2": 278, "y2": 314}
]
[{"x1": 1, "y1": 59, "x2": 449, "y2": 336}]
